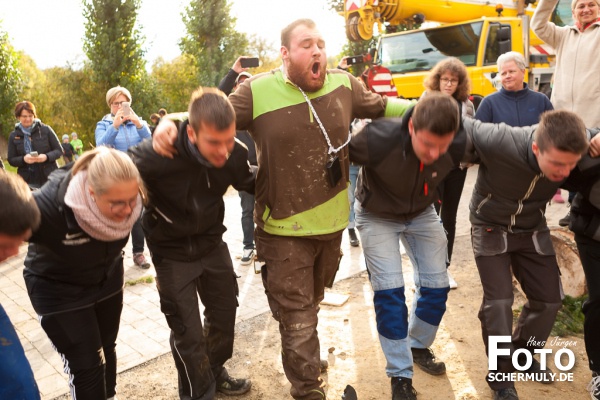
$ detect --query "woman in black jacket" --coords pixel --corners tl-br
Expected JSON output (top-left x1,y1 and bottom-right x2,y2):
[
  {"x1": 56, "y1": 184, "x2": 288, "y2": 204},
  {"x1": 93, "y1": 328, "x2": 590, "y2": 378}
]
[
  {"x1": 7, "y1": 101, "x2": 62, "y2": 189},
  {"x1": 24, "y1": 147, "x2": 145, "y2": 400}
]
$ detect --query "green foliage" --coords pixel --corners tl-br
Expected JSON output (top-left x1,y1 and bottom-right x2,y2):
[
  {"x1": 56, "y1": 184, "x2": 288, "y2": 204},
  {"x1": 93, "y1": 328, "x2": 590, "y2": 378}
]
[
  {"x1": 125, "y1": 276, "x2": 155, "y2": 286},
  {"x1": 82, "y1": 0, "x2": 147, "y2": 88},
  {"x1": 151, "y1": 54, "x2": 198, "y2": 114},
  {"x1": 551, "y1": 294, "x2": 587, "y2": 337},
  {"x1": 81, "y1": 0, "x2": 159, "y2": 136},
  {"x1": 0, "y1": 27, "x2": 23, "y2": 138},
  {"x1": 180, "y1": 0, "x2": 249, "y2": 87}
]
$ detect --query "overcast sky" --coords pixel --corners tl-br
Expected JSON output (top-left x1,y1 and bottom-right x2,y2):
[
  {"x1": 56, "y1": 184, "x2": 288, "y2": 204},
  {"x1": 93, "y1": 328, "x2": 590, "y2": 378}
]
[{"x1": 0, "y1": 0, "x2": 347, "y2": 70}]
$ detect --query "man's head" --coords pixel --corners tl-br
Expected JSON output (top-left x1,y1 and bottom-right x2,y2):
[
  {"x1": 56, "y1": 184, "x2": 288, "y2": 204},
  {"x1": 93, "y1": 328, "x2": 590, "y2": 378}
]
[
  {"x1": 533, "y1": 110, "x2": 588, "y2": 182},
  {"x1": 0, "y1": 173, "x2": 41, "y2": 262},
  {"x1": 408, "y1": 92, "x2": 460, "y2": 165},
  {"x1": 572, "y1": 0, "x2": 600, "y2": 26},
  {"x1": 497, "y1": 51, "x2": 526, "y2": 92},
  {"x1": 158, "y1": 108, "x2": 168, "y2": 117},
  {"x1": 281, "y1": 19, "x2": 327, "y2": 92},
  {"x1": 186, "y1": 87, "x2": 236, "y2": 168},
  {"x1": 234, "y1": 72, "x2": 252, "y2": 92}
]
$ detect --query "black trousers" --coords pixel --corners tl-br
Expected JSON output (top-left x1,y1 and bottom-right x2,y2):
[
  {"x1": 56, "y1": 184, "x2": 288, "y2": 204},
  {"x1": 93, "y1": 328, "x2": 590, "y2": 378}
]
[
  {"x1": 40, "y1": 291, "x2": 123, "y2": 400},
  {"x1": 575, "y1": 233, "x2": 600, "y2": 373},
  {"x1": 435, "y1": 167, "x2": 467, "y2": 264},
  {"x1": 153, "y1": 241, "x2": 238, "y2": 400},
  {"x1": 472, "y1": 228, "x2": 562, "y2": 390}
]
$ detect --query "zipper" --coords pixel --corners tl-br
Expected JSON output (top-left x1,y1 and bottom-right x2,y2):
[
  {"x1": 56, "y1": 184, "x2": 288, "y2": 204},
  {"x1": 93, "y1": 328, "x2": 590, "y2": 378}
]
[
  {"x1": 475, "y1": 193, "x2": 492, "y2": 214},
  {"x1": 508, "y1": 174, "x2": 541, "y2": 232}
]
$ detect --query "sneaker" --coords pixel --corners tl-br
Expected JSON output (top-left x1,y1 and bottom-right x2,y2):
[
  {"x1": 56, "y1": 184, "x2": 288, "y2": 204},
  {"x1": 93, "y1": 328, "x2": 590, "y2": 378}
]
[
  {"x1": 525, "y1": 358, "x2": 554, "y2": 384},
  {"x1": 391, "y1": 377, "x2": 417, "y2": 400},
  {"x1": 587, "y1": 372, "x2": 600, "y2": 399},
  {"x1": 553, "y1": 190, "x2": 565, "y2": 204},
  {"x1": 133, "y1": 253, "x2": 151, "y2": 269},
  {"x1": 342, "y1": 384, "x2": 358, "y2": 400},
  {"x1": 216, "y1": 368, "x2": 252, "y2": 396},
  {"x1": 448, "y1": 270, "x2": 458, "y2": 289},
  {"x1": 348, "y1": 228, "x2": 360, "y2": 247},
  {"x1": 411, "y1": 347, "x2": 446, "y2": 375},
  {"x1": 494, "y1": 387, "x2": 518, "y2": 400},
  {"x1": 320, "y1": 358, "x2": 329, "y2": 373},
  {"x1": 240, "y1": 248, "x2": 255, "y2": 265},
  {"x1": 558, "y1": 210, "x2": 571, "y2": 227}
]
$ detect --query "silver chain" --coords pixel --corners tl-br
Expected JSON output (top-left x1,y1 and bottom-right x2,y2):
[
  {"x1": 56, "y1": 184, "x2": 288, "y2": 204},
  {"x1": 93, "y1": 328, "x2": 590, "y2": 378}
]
[{"x1": 296, "y1": 86, "x2": 351, "y2": 155}]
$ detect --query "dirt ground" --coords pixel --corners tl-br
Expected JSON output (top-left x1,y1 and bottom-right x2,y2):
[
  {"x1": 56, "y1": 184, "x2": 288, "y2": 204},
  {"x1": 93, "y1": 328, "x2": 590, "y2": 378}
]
[{"x1": 111, "y1": 232, "x2": 591, "y2": 400}]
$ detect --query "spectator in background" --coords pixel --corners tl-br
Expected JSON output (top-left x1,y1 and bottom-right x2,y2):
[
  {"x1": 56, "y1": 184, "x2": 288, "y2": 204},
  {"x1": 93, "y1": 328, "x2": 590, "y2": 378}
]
[
  {"x1": 0, "y1": 172, "x2": 41, "y2": 400},
  {"x1": 61, "y1": 134, "x2": 76, "y2": 164},
  {"x1": 218, "y1": 59, "x2": 257, "y2": 265},
  {"x1": 24, "y1": 147, "x2": 145, "y2": 400},
  {"x1": 158, "y1": 108, "x2": 168, "y2": 119},
  {"x1": 149, "y1": 113, "x2": 160, "y2": 135},
  {"x1": 70, "y1": 132, "x2": 84, "y2": 160},
  {"x1": 422, "y1": 57, "x2": 475, "y2": 289},
  {"x1": 532, "y1": 0, "x2": 600, "y2": 223},
  {"x1": 8, "y1": 101, "x2": 63, "y2": 189},
  {"x1": 95, "y1": 86, "x2": 152, "y2": 269}
]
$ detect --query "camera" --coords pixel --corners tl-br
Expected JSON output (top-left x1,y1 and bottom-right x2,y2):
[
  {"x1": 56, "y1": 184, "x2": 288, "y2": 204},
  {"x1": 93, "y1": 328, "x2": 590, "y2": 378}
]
[{"x1": 240, "y1": 57, "x2": 259, "y2": 68}]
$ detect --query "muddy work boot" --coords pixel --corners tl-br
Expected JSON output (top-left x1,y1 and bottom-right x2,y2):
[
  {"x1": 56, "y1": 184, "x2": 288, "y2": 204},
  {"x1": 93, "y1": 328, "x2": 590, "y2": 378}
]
[
  {"x1": 391, "y1": 377, "x2": 417, "y2": 400},
  {"x1": 494, "y1": 387, "x2": 518, "y2": 400},
  {"x1": 216, "y1": 368, "x2": 252, "y2": 396},
  {"x1": 411, "y1": 347, "x2": 446, "y2": 375}
]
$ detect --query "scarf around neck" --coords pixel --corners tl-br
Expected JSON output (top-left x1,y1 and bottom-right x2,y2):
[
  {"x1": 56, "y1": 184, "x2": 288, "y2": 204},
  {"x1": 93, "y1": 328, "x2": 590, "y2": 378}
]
[{"x1": 64, "y1": 170, "x2": 142, "y2": 241}]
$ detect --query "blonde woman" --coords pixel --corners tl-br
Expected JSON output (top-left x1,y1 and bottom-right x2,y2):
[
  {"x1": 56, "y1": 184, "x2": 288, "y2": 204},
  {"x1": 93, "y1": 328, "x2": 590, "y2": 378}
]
[{"x1": 23, "y1": 147, "x2": 145, "y2": 400}]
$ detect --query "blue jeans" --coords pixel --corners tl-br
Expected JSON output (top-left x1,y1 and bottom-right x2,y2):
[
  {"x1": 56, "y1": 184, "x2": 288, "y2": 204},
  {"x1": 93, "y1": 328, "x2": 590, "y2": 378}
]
[
  {"x1": 0, "y1": 304, "x2": 40, "y2": 400},
  {"x1": 355, "y1": 204, "x2": 449, "y2": 379},
  {"x1": 348, "y1": 164, "x2": 359, "y2": 229},
  {"x1": 239, "y1": 191, "x2": 255, "y2": 250}
]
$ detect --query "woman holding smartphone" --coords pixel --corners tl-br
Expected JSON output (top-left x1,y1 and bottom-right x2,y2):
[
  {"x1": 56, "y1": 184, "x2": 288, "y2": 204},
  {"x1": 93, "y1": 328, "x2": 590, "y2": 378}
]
[
  {"x1": 24, "y1": 147, "x2": 145, "y2": 400},
  {"x1": 7, "y1": 101, "x2": 62, "y2": 189},
  {"x1": 95, "y1": 86, "x2": 152, "y2": 269}
]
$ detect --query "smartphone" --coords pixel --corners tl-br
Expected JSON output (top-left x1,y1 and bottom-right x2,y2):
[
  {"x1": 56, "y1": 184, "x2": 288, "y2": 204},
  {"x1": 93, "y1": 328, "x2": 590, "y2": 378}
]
[
  {"x1": 121, "y1": 101, "x2": 131, "y2": 117},
  {"x1": 30, "y1": 151, "x2": 39, "y2": 157},
  {"x1": 240, "y1": 57, "x2": 259, "y2": 68},
  {"x1": 346, "y1": 55, "x2": 364, "y2": 66}
]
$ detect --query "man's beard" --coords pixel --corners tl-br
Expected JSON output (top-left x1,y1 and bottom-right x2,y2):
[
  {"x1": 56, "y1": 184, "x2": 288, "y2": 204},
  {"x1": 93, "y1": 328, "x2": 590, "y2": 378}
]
[{"x1": 287, "y1": 58, "x2": 326, "y2": 92}]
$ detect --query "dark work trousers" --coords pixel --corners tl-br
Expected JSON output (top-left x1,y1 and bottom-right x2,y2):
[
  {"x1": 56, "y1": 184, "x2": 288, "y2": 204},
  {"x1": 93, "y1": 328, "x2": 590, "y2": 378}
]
[
  {"x1": 574, "y1": 233, "x2": 600, "y2": 374},
  {"x1": 131, "y1": 215, "x2": 145, "y2": 254},
  {"x1": 239, "y1": 191, "x2": 255, "y2": 250},
  {"x1": 255, "y1": 228, "x2": 342, "y2": 400},
  {"x1": 153, "y1": 241, "x2": 238, "y2": 400},
  {"x1": 434, "y1": 166, "x2": 467, "y2": 265},
  {"x1": 472, "y1": 228, "x2": 562, "y2": 390},
  {"x1": 39, "y1": 291, "x2": 123, "y2": 400}
]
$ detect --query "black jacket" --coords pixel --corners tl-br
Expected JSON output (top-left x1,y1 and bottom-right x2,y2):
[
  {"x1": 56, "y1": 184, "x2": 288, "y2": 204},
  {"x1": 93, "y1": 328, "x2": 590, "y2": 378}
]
[
  {"x1": 24, "y1": 166, "x2": 128, "y2": 315},
  {"x1": 7, "y1": 121, "x2": 63, "y2": 187},
  {"x1": 129, "y1": 119, "x2": 255, "y2": 261}
]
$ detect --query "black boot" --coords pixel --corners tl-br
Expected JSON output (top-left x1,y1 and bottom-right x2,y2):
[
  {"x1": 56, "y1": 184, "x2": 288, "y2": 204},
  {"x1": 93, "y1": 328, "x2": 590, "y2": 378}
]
[{"x1": 348, "y1": 228, "x2": 360, "y2": 247}]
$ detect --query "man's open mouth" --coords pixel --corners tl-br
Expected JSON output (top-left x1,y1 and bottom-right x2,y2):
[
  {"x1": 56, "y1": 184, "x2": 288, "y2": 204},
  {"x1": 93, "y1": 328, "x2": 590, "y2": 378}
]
[{"x1": 311, "y1": 62, "x2": 320, "y2": 76}]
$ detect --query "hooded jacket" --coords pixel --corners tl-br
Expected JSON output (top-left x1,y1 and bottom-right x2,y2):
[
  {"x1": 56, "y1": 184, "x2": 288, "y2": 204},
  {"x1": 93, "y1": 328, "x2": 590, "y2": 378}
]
[
  {"x1": 7, "y1": 121, "x2": 62, "y2": 187},
  {"x1": 129, "y1": 119, "x2": 255, "y2": 262},
  {"x1": 23, "y1": 166, "x2": 128, "y2": 316}
]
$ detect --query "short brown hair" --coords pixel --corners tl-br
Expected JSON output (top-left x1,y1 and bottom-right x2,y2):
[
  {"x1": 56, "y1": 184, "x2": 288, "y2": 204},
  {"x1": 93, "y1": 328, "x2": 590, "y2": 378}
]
[
  {"x1": 14, "y1": 101, "x2": 37, "y2": 119},
  {"x1": 0, "y1": 172, "x2": 41, "y2": 236},
  {"x1": 411, "y1": 92, "x2": 460, "y2": 136},
  {"x1": 281, "y1": 19, "x2": 316, "y2": 49},
  {"x1": 187, "y1": 87, "x2": 235, "y2": 133},
  {"x1": 535, "y1": 110, "x2": 589, "y2": 154},
  {"x1": 423, "y1": 57, "x2": 471, "y2": 102}
]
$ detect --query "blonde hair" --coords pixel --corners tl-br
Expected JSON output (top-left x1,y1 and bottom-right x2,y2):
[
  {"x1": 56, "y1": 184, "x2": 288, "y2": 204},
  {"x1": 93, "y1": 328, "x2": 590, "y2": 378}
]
[
  {"x1": 572, "y1": 0, "x2": 600, "y2": 9},
  {"x1": 72, "y1": 147, "x2": 145, "y2": 201},
  {"x1": 105, "y1": 86, "x2": 132, "y2": 107}
]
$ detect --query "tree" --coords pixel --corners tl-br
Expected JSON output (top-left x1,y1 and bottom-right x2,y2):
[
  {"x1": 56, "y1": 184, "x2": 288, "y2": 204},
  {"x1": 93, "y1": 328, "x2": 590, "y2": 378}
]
[
  {"x1": 82, "y1": 0, "x2": 147, "y2": 88},
  {"x1": 151, "y1": 54, "x2": 199, "y2": 113},
  {"x1": 82, "y1": 0, "x2": 158, "y2": 135},
  {"x1": 179, "y1": 0, "x2": 249, "y2": 87},
  {"x1": 0, "y1": 27, "x2": 23, "y2": 138}
]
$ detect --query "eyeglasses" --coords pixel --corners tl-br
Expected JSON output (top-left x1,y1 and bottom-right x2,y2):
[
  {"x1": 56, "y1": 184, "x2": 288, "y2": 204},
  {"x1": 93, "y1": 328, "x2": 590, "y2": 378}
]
[
  {"x1": 111, "y1": 101, "x2": 126, "y2": 107},
  {"x1": 109, "y1": 198, "x2": 137, "y2": 213},
  {"x1": 440, "y1": 78, "x2": 459, "y2": 86}
]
